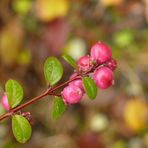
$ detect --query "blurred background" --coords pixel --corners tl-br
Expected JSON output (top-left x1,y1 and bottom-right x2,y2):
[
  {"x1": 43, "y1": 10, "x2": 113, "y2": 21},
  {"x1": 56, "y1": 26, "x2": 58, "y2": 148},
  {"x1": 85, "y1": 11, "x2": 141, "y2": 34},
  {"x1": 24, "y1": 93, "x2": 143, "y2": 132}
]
[{"x1": 0, "y1": 0, "x2": 148, "y2": 147}]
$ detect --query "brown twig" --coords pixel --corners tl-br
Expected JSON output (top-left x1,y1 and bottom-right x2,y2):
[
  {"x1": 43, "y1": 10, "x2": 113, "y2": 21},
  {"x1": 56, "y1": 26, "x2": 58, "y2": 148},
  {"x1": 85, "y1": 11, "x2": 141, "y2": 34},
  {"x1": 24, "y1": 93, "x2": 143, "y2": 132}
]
[{"x1": 0, "y1": 75, "x2": 81, "y2": 121}]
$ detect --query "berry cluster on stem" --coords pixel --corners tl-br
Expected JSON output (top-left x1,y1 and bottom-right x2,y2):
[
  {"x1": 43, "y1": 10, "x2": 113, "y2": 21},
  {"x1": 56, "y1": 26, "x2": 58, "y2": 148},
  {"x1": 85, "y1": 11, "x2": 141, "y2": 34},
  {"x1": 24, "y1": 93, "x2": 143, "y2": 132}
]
[
  {"x1": 61, "y1": 41, "x2": 117, "y2": 104},
  {"x1": 0, "y1": 41, "x2": 117, "y2": 121}
]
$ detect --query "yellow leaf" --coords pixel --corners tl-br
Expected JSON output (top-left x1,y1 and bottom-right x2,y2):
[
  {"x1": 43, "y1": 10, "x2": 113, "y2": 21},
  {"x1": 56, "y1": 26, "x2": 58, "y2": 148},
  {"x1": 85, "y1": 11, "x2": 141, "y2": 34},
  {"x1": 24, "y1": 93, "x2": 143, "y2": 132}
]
[
  {"x1": 35, "y1": 0, "x2": 69, "y2": 22},
  {"x1": 17, "y1": 50, "x2": 31, "y2": 65},
  {"x1": 124, "y1": 98, "x2": 148, "y2": 132},
  {"x1": 0, "y1": 19, "x2": 24, "y2": 66},
  {"x1": 100, "y1": 0, "x2": 124, "y2": 6}
]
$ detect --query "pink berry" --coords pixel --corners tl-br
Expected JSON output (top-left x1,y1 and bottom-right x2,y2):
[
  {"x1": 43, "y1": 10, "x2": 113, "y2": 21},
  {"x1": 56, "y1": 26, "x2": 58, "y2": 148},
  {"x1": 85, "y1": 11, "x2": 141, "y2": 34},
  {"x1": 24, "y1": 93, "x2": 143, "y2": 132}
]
[
  {"x1": 78, "y1": 55, "x2": 91, "y2": 71},
  {"x1": 62, "y1": 85, "x2": 84, "y2": 105},
  {"x1": 93, "y1": 67, "x2": 114, "y2": 89},
  {"x1": 90, "y1": 42, "x2": 112, "y2": 63},
  {"x1": 69, "y1": 79, "x2": 85, "y2": 92},
  {"x1": 1, "y1": 94, "x2": 9, "y2": 111},
  {"x1": 106, "y1": 58, "x2": 117, "y2": 71}
]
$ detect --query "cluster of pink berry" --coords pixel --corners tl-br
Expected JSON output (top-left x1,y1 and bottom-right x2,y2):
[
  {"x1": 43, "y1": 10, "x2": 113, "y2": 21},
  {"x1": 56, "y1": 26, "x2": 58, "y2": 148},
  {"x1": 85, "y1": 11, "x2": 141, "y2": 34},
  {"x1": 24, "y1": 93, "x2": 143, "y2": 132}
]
[
  {"x1": 62, "y1": 41, "x2": 117, "y2": 105},
  {"x1": 1, "y1": 42, "x2": 117, "y2": 111}
]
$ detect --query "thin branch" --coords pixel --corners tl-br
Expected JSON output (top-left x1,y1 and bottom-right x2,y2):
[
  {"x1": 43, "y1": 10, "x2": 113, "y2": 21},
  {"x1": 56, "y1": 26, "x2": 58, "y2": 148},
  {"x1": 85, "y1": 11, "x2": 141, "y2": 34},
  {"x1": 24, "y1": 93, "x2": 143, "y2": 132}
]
[{"x1": 0, "y1": 75, "x2": 81, "y2": 121}]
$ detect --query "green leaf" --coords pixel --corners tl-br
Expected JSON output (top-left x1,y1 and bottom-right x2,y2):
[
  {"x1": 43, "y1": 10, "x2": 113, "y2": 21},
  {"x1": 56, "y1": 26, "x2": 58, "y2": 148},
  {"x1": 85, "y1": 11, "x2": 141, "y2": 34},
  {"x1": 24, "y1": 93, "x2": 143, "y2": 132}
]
[
  {"x1": 51, "y1": 96, "x2": 67, "y2": 120},
  {"x1": 5, "y1": 79, "x2": 23, "y2": 108},
  {"x1": 82, "y1": 77, "x2": 97, "y2": 100},
  {"x1": 62, "y1": 54, "x2": 77, "y2": 68},
  {"x1": 12, "y1": 115, "x2": 32, "y2": 143},
  {"x1": 44, "y1": 57, "x2": 63, "y2": 85}
]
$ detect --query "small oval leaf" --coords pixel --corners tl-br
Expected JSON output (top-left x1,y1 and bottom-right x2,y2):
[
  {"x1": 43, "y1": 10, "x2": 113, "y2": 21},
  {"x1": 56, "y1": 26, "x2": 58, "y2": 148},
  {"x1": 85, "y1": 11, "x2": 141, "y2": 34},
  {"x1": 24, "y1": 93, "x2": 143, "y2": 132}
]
[
  {"x1": 44, "y1": 57, "x2": 63, "y2": 85},
  {"x1": 51, "y1": 96, "x2": 67, "y2": 120},
  {"x1": 5, "y1": 79, "x2": 23, "y2": 108},
  {"x1": 82, "y1": 77, "x2": 97, "y2": 100},
  {"x1": 12, "y1": 115, "x2": 32, "y2": 143},
  {"x1": 62, "y1": 54, "x2": 77, "y2": 68}
]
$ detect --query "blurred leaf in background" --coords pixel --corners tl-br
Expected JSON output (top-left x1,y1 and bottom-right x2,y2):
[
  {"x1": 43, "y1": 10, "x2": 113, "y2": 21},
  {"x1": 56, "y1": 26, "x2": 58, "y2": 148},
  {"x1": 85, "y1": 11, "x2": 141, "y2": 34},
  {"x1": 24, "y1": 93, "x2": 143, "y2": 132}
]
[
  {"x1": 90, "y1": 113, "x2": 109, "y2": 132},
  {"x1": 113, "y1": 29, "x2": 134, "y2": 48},
  {"x1": 124, "y1": 98, "x2": 148, "y2": 133},
  {"x1": 63, "y1": 38, "x2": 86, "y2": 60},
  {"x1": 12, "y1": 0, "x2": 32, "y2": 16},
  {"x1": 17, "y1": 49, "x2": 31, "y2": 66},
  {"x1": 0, "y1": 19, "x2": 24, "y2": 66},
  {"x1": 35, "y1": 0, "x2": 69, "y2": 22},
  {"x1": 42, "y1": 18, "x2": 70, "y2": 55},
  {"x1": 100, "y1": 0, "x2": 124, "y2": 7}
]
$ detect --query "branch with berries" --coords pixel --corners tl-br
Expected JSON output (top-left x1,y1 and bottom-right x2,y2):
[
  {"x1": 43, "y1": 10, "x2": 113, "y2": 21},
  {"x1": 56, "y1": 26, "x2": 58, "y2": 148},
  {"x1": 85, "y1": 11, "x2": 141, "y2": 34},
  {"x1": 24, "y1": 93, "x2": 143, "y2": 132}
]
[{"x1": 0, "y1": 42, "x2": 117, "y2": 143}]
